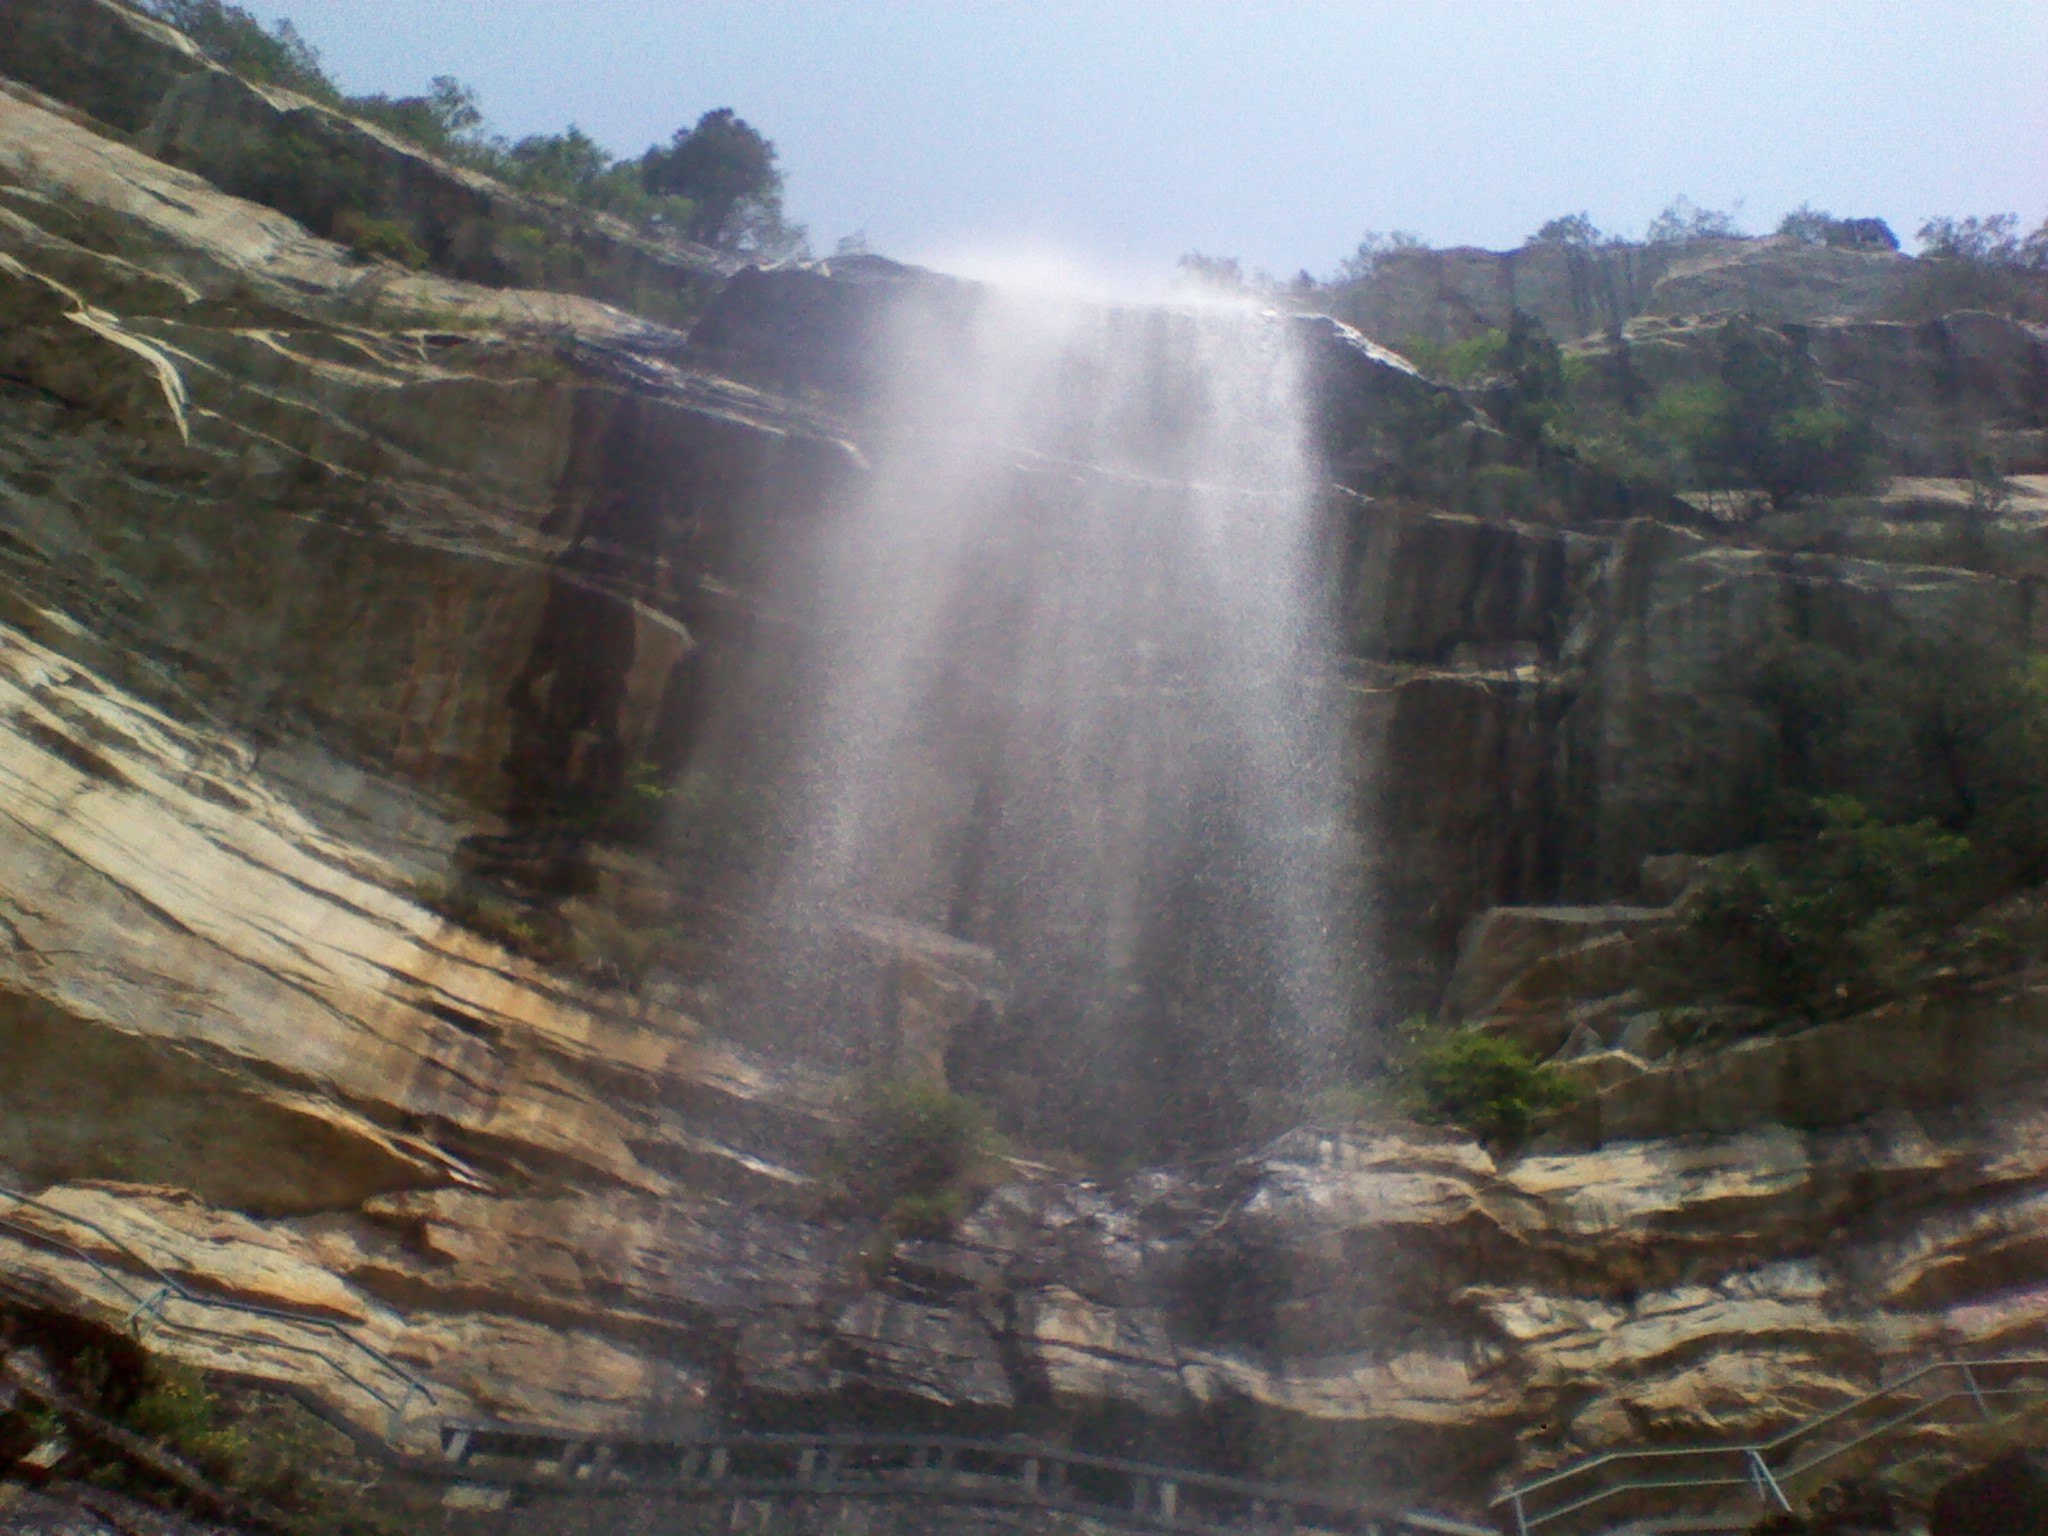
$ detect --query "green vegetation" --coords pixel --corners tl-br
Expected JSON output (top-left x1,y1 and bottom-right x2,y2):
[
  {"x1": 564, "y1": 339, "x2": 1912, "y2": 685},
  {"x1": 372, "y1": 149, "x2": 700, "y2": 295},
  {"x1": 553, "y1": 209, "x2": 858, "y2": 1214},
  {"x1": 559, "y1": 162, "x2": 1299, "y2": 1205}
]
[
  {"x1": 1490, "y1": 308, "x2": 1568, "y2": 456},
  {"x1": 1385, "y1": 304, "x2": 1881, "y2": 522},
  {"x1": 0, "y1": 1316, "x2": 409, "y2": 1534},
  {"x1": 120, "y1": 1359, "x2": 247, "y2": 1483},
  {"x1": 1408, "y1": 1028, "x2": 1581, "y2": 1146},
  {"x1": 143, "y1": 0, "x2": 334, "y2": 98},
  {"x1": 1884, "y1": 211, "x2": 2048, "y2": 322},
  {"x1": 640, "y1": 108, "x2": 790, "y2": 249},
  {"x1": 138, "y1": 0, "x2": 806, "y2": 260},
  {"x1": 1649, "y1": 633, "x2": 2048, "y2": 1020},
  {"x1": 1335, "y1": 228, "x2": 1428, "y2": 282},
  {"x1": 1774, "y1": 204, "x2": 1899, "y2": 250},
  {"x1": 329, "y1": 211, "x2": 426, "y2": 268},
  {"x1": 1917, "y1": 212, "x2": 2048, "y2": 266},
  {"x1": 1393, "y1": 326, "x2": 1506, "y2": 384},
  {"x1": 1527, "y1": 212, "x2": 1604, "y2": 247},
  {"x1": 1682, "y1": 799, "x2": 1978, "y2": 1016},
  {"x1": 1650, "y1": 316, "x2": 1880, "y2": 507},
  {"x1": 1645, "y1": 195, "x2": 1744, "y2": 244},
  {"x1": 413, "y1": 875, "x2": 570, "y2": 965},
  {"x1": 827, "y1": 1079, "x2": 1006, "y2": 1240},
  {"x1": 1588, "y1": 314, "x2": 1875, "y2": 512}
]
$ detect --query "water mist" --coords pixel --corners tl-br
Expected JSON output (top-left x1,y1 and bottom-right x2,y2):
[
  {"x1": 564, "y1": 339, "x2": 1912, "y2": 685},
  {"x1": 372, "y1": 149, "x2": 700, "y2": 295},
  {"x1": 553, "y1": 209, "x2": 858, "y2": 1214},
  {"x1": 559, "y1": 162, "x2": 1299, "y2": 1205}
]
[{"x1": 710, "y1": 274, "x2": 1361, "y2": 1158}]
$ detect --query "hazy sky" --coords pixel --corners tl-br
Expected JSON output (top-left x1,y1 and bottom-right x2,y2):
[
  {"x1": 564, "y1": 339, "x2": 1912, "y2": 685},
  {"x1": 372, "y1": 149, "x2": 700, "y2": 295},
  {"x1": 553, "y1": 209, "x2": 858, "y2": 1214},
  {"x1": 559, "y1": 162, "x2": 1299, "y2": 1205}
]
[{"x1": 239, "y1": 1, "x2": 2047, "y2": 282}]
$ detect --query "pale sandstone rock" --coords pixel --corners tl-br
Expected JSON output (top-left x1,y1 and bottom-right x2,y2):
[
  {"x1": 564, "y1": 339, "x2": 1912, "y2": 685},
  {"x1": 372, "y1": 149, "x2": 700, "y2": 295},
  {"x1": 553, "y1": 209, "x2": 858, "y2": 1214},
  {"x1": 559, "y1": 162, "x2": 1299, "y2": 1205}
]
[
  {"x1": 4, "y1": 36, "x2": 2048, "y2": 1516},
  {"x1": 1443, "y1": 906, "x2": 1670, "y2": 1022},
  {"x1": 1015, "y1": 1285, "x2": 1185, "y2": 1417},
  {"x1": 15, "y1": 1185, "x2": 367, "y2": 1322},
  {"x1": 1554, "y1": 1049, "x2": 1649, "y2": 1093}
]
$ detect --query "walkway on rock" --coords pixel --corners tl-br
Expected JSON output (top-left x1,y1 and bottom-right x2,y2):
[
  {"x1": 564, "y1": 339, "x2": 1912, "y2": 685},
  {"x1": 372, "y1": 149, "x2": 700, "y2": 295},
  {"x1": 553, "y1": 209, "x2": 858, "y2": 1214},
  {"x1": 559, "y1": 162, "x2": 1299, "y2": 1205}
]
[
  {"x1": 1494, "y1": 1355, "x2": 2048, "y2": 1536},
  {"x1": 0, "y1": 1181, "x2": 1480, "y2": 1535},
  {"x1": 12, "y1": 1177, "x2": 2048, "y2": 1536},
  {"x1": 424, "y1": 1417, "x2": 1492, "y2": 1536}
]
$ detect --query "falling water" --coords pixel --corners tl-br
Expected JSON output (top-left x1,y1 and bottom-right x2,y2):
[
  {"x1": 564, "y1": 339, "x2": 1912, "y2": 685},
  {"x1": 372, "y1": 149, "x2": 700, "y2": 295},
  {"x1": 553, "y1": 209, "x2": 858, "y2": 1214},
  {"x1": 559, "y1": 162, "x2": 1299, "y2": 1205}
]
[{"x1": 718, "y1": 277, "x2": 1359, "y2": 1156}]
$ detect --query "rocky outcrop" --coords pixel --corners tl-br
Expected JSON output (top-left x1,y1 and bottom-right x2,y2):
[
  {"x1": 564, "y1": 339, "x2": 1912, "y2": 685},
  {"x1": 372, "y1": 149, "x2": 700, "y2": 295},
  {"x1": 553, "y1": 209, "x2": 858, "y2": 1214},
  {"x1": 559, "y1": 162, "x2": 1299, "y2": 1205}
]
[
  {"x1": 7, "y1": 20, "x2": 2048, "y2": 1531},
  {"x1": 16, "y1": 1102, "x2": 2048, "y2": 1511},
  {"x1": 0, "y1": 0, "x2": 736, "y2": 322},
  {"x1": 1332, "y1": 236, "x2": 1923, "y2": 348},
  {"x1": 0, "y1": 83, "x2": 855, "y2": 816},
  {"x1": 1569, "y1": 309, "x2": 2048, "y2": 475}
]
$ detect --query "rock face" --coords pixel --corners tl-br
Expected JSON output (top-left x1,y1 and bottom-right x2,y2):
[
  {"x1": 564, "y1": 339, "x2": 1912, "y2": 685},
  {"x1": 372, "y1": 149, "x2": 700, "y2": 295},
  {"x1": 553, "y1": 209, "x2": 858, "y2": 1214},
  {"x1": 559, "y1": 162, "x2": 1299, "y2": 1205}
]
[
  {"x1": 1331, "y1": 236, "x2": 1926, "y2": 349},
  {"x1": 0, "y1": 0, "x2": 735, "y2": 319},
  {"x1": 5, "y1": 13, "x2": 2048, "y2": 1534},
  {"x1": 1569, "y1": 309, "x2": 2048, "y2": 475}
]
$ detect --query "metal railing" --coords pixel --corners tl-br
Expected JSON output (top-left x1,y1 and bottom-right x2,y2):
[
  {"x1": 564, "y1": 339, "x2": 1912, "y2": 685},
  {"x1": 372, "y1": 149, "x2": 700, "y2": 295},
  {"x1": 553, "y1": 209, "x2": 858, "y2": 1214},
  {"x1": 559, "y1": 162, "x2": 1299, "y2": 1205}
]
[
  {"x1": 1493, "y1": 1355, "x2": 2048, "y2": 1536},
  {"x1": 432, "y1": 1418, "x2": 1492, "y2": 1536},
  {"x1": 0, "y1": 1180, "x2": 436, "y2": 1431}
]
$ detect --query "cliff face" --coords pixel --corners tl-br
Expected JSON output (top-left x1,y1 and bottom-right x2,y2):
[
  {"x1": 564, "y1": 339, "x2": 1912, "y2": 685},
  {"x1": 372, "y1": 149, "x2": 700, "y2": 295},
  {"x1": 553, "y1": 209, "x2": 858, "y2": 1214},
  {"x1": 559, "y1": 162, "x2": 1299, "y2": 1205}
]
[
  {"x1": 4, "y1": 10, "x2": 2048, "y2": 1530},
  {"x1": 1330, "y1": 237, "x2": 1921, "y2": 349}
]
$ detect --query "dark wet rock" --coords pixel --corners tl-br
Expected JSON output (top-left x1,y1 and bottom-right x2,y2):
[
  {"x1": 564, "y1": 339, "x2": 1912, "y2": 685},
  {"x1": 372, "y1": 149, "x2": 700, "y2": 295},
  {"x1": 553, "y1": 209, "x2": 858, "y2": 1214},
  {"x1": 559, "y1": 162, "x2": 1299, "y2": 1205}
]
[{"x1": 1930, "y1": 1450, "x2": 2048, "y2": 1536}]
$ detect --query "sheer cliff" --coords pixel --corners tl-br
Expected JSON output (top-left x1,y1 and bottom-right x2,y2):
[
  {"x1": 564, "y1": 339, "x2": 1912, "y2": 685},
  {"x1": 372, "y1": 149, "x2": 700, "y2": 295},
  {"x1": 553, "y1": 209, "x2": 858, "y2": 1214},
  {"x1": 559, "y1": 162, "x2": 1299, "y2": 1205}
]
[{"x1": 2, "y1": 5, "x2": 2048, "y2": 1533}]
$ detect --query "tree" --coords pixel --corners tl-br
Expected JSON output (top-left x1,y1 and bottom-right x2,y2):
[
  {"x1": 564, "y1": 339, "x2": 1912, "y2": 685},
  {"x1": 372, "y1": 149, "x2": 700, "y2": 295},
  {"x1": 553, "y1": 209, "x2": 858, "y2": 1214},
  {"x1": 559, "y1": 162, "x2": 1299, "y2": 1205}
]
[
  {"x1": 1529, "y1": 212, "x2": 1602, "y2": 247},
  {"x1": 641, "y1": 108, "x2": 784, "y2": 248},
  {"x1": 1492, "y1": 309, "x2": 1567, "y2": 456},
  {"x1": 1776, "y1": 204, "x2": 1836, "y2": 245},
  {"x1": 142, "y1": 0, "x2": 335, "y2": 99},
  {"x1": 1176, "y1": 252, "x2": 1248, "y2": 291},
  {"x1": 502, "y1": 126, "x2": 615, "y2": 200},
  {"x1": 348, "y1": 76, "x2": 485, "y2": 158},
  {"x1": 1886, "y1": 213, "x2": 2048, "y2": 322},
  {"x1": 1656, "y1": 316, "x2": 1878, "y2": 507},
  {"x1": 1336, "y1": 229, "x2": 1426, "y2": 282},
  {"x1": 1917, "y1": 213, "x2": 2021, "y2": 262},
  {"x1": 1646, "y1": 195, "x2": 1744, "y2": 244}
]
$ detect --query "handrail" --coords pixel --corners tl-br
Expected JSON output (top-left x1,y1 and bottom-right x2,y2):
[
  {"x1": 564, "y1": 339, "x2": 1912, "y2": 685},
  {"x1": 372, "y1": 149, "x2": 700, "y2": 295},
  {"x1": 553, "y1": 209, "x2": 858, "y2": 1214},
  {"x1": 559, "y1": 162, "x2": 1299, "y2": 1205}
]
[
  {"x1": 0, "y1": 1180, "x2": 436, "y2": 1424},
  {"x1": 1492, "y1": 1355, "x2": 2048, "y2": 1535},
  {"x1": 431, "y1": 1416, "x2": 1497, "y2": 1536}
]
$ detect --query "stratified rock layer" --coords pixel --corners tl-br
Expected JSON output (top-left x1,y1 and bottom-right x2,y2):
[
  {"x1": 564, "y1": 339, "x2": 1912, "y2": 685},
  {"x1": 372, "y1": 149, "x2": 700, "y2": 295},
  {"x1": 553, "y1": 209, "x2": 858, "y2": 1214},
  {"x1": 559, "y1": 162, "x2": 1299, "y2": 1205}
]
[{"x1": 2, "y1": 17, "x2": 2048, "y2": 1529}]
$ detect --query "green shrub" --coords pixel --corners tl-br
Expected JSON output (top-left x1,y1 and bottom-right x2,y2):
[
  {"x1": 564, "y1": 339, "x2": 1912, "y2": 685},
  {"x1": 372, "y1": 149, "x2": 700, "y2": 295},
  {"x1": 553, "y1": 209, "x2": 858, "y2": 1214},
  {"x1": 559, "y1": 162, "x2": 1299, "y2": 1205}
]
[
  {"x1": 413, "y1": 877, "x2": 572, "y2": 966},
  {"x1": 1682, "y1": 797, "x2": 1979, "y2": 1017},
  {"x1": 331, "y1": 211, "x2": 426, "y2": 268},
  {"x1": 495, "y1": 223, "x2": 592, "y2": 288},
  {"x1": 827, "y1": 1080, "x2": 1006, "y2": 1238},
  {"x1": 1649, "y1": 318, "x2": 1881, "y2": 508},
  {"x1": 1396, "y1": 327, "x2": 1507, "y2": 384},
  {"x1": 143, "y1": 0, "x2": 338, "y2": 99},
  {"x1": 1410, "y1": 1030, "x2": 1580, "y2": 1145},
  {"x1": 122, "y1": 1361, "x2": 245, "y2": 1483},
  {"x1": 198, "y1": 129, "x2": 381, "y2": 242}
]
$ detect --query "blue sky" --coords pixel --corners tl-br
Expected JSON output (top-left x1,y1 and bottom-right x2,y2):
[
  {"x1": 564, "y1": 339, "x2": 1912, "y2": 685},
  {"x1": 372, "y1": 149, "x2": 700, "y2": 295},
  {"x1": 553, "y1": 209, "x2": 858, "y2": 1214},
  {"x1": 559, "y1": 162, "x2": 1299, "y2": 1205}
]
[{"x1": 239, "y1": 1, "x2": 2048, "y2": 280}]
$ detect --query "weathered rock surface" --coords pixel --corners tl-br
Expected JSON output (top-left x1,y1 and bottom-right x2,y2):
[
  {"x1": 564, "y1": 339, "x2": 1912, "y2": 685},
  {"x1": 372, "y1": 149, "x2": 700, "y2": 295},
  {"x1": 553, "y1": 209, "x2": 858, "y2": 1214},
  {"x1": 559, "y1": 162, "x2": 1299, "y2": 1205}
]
[
  {"x1": 1331, "y1": 235, "x2": 1930, "y2": 349},
  {"x1": 1568, "y1": 309, "x2": 2048, "y2": 475},
  {"x1": 0, "y1": 0, "x2": 736, "y2": 319},
  {"x1": 5, "y1": 17, "x2": 2048, "y2": 1531}
]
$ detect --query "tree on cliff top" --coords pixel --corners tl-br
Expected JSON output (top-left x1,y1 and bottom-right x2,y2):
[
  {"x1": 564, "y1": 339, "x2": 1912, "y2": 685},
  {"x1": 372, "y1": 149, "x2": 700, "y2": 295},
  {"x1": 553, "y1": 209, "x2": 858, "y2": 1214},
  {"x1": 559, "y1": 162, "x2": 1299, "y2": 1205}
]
[
  {"x1": 1335, "y1": 229, "x2": 1428, "y2": 282},
  {"x1": 1527, "y1": 212, "x2": 1603, "y2": 247},
  {"x1": 142, "y1": 0, "x2": 336, "y2": 99},
  {"x1": 1645, "y1": 195, "x2": 1745, "y2": 244},
  {"x1": 641, "y1": 108, "x2": 786, "y2": 248}
]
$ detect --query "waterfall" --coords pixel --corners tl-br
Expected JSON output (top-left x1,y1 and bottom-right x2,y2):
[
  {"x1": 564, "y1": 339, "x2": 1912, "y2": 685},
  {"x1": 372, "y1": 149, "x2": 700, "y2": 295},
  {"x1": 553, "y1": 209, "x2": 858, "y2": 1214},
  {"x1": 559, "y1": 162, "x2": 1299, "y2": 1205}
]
[{"x1": 706, "y1": 277, "x2": 1360, "y2": 1156}]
